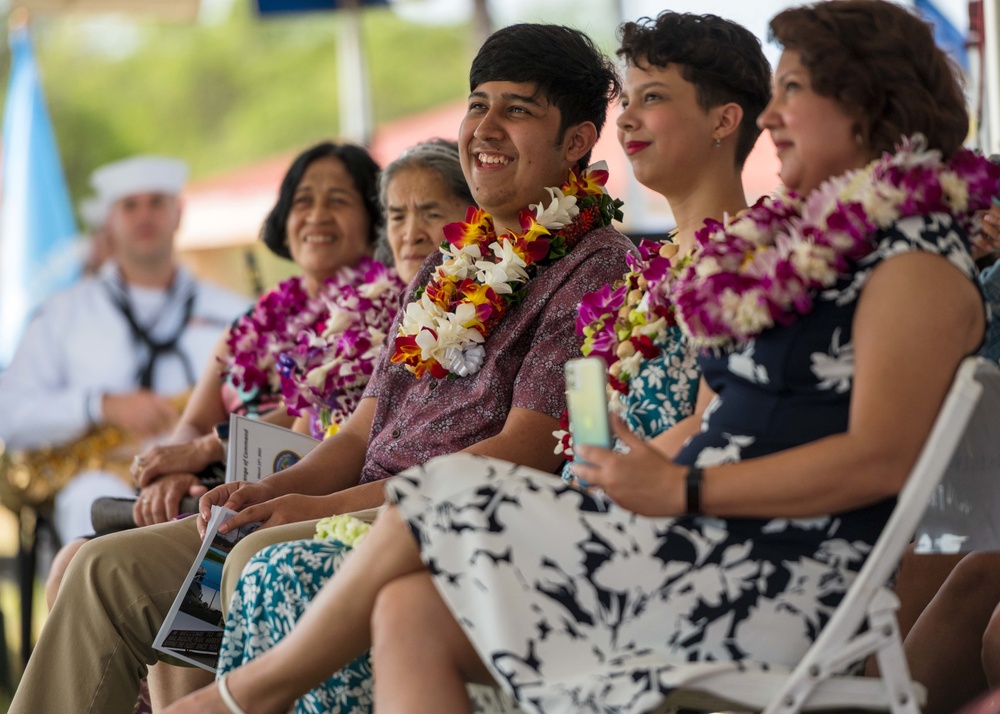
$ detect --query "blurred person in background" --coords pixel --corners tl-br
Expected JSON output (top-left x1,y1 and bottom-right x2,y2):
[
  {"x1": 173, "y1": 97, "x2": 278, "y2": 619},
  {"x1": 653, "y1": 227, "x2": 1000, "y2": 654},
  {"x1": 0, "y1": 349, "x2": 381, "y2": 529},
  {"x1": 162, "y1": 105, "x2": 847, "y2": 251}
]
[
  {"x1": 78, "y1": 194, "x2": 114, "y2": 276},
  {"x1": 0, "y1": 155, "x2": 249, "y2": 545}
]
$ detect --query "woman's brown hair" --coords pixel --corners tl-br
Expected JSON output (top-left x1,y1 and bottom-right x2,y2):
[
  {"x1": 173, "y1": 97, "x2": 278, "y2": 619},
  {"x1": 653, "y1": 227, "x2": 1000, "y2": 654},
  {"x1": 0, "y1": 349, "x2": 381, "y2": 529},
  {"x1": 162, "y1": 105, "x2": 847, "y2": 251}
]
[{"x1": 770, "y1": 0, "x2": 969, "y2": 157}]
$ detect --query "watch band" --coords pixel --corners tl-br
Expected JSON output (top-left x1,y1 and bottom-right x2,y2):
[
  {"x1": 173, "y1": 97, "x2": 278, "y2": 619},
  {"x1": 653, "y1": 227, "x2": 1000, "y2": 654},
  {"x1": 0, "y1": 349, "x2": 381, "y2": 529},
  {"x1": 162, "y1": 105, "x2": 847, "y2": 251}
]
[
  {"x1": 213, "y1": 421, "x2": 230, "y2": 442},
  {"x1": 685, "y1": 466, "x2": 703, "y2": 515}
]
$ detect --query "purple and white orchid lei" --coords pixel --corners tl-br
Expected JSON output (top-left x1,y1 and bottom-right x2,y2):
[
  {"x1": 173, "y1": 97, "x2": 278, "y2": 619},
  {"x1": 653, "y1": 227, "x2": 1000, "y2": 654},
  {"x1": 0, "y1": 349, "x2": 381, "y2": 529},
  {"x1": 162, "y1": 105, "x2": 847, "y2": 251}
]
[
  {"x1": 224, "y1": 258, "x2": 404, "y2": 433},
  {"x1": 672, "y1": 135, "x2": 1000, "y2": 348}
]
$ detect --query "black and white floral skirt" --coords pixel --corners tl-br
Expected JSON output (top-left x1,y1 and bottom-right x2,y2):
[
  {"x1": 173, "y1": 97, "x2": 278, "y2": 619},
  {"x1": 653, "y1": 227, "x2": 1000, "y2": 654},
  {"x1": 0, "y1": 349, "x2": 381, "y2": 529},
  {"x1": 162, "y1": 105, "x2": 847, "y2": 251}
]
[{"x1": 388, "y1": 453, "x2": 874, "y2": 714}]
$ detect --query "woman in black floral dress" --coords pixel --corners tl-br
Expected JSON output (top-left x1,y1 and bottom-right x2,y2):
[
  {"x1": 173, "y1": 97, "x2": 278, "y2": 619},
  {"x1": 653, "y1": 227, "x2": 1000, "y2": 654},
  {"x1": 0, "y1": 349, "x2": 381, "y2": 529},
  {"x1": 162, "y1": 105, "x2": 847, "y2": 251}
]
[{"x1": 165, "y1": 3, "x2": 997, "y2": 713}]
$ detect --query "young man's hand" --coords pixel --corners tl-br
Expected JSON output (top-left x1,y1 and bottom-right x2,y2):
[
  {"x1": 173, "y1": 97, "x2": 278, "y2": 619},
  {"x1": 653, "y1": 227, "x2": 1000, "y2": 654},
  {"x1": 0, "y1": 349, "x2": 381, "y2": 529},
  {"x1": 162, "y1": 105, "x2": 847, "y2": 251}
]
[
  {"x1": 196, "y1": 480, "x2": 279, "y2": 538},
  {"x1": 217, "y1": 494, "x2": 339, "y2": 534}
]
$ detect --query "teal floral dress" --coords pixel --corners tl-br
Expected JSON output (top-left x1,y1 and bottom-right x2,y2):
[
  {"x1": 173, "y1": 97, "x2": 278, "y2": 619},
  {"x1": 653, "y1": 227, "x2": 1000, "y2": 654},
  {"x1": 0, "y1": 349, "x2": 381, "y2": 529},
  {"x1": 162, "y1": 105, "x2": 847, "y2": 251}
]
[
  {"x1": 216, "y1": 538, "x2": 374, "y2": 713},
  {"x1": 618, "y1": 326, "x2": 700, "y2": 439}
]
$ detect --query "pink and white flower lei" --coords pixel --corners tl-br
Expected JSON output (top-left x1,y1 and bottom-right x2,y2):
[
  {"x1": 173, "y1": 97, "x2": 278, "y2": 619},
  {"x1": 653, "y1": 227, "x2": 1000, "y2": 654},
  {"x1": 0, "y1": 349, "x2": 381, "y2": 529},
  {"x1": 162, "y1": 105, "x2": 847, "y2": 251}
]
[
  {"x1": 672, "y1": 135, "x2": 1000, "y2": 348},
  {"x1": 224, "y1": 258, "x2": 404, "y2": 432}
]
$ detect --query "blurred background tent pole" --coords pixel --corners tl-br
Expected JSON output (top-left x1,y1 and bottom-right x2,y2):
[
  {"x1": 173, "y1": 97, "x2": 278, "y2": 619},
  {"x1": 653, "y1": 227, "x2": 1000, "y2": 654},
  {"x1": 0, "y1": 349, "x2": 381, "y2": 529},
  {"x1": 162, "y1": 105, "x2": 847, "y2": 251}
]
[
  {"x1": 0, "y1": 9, "x2": 79, "y2": 369},
  {"x1": 337, "y1": 0, "x2": 372, "y2": 144},
  {"x1": 984, "y1": 0, "x2": 1000, "y2": 153},
  {"x1": 255, "y1": 0, "x2": 381, "y2": 145},
  {"x1": 470, "y1": 0, "x2": 492, "y2": 49}
]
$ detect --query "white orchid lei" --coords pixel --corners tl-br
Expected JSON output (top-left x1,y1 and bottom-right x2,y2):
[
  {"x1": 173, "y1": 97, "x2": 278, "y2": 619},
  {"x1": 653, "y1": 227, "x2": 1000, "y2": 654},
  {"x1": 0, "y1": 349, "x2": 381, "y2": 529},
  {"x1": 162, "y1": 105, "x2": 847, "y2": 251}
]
[
  {"x1": 391, "y1": 162, "x2": 624, "y2": 379},
  {"x1": 672, "y1": 135, "x2": 1000, "y2": 349}
]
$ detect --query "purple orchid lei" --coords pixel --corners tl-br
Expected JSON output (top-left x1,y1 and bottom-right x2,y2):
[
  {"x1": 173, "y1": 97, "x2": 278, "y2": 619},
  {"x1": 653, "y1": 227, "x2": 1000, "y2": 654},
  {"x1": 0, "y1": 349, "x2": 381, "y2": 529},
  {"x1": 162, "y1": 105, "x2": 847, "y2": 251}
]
[
  {"x1": 224, "y1": 258, "x2": 404, "y2": 432},
  {"x1": 575, "y1": 238, "x2": 683, "y2": 372},
  {"x1": 672, "y1": 135, "x2": 1000, "y2": 349}
]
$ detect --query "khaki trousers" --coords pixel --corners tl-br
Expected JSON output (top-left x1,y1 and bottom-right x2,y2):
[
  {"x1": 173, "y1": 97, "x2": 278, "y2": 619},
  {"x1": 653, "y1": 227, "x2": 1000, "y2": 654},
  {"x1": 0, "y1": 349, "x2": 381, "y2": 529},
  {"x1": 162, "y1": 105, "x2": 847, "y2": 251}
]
[{"x1": 10, "y1": 508, "x2": 379, "y2": 714}]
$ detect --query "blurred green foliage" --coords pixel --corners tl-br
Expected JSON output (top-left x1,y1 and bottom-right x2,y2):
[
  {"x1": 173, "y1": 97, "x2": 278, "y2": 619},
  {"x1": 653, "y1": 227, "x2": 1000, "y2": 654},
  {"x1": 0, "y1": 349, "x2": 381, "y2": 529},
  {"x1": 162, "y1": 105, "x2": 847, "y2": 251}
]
[{"x1": 0, "y1": 3, "x2": 473, "y2": 209}]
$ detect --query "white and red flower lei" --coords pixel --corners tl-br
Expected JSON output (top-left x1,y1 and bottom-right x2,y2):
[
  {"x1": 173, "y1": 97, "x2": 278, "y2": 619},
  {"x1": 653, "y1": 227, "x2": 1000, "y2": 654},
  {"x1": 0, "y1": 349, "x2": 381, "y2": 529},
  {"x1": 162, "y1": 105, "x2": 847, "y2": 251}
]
[
  {"x1": 673, "y1": 135, "x2": 1000, "y2": 349},
  {"x1": 390, "y1": 163, "x2": 624, "y2": 379},
  {"x1": 224, "y1": 258, "x2": 404, "y2": 431}
]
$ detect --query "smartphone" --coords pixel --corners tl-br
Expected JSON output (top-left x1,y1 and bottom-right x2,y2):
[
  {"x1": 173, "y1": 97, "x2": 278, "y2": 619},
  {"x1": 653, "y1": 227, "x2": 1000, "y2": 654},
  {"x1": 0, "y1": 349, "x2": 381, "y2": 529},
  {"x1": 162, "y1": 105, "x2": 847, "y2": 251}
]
[{"x1": 565, "y1": 357, "x2": 611, "y2": 463}]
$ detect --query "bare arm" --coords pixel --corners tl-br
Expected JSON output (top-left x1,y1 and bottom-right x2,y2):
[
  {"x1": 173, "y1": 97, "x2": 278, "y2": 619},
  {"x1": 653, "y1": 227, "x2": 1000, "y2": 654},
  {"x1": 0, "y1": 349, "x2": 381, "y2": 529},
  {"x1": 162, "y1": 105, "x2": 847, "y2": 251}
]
[
  {"x1": 215, "y1": 404, "x2": 565, "y2": 534},
  {"x1": 262, "y1": 405, "x2": 296, "y2": 429},
  {"x1": 259, "y1": 396, "x2": 375, "y2": 497},
  {"x1": 463, "y1": 406, "x2": 563, "y2": 473},
  {"x1": 289, "y1": 413, "x2": 312, "y2": 434},
  {"x1": 576, "y1": 252, "x2": 984, "y2": 518},
  {"x1": 207, "y1": 397, "x2": 376, "y2": 534},
  {"x1": 134, "y1": 334, "x2": 234, "y2": 487},
  {"x1": 169, "y1": 332, "x2": 232, "y2": 442},
  {"x1": 133, "y1": 333, "x2": 235, "y2": 524}
]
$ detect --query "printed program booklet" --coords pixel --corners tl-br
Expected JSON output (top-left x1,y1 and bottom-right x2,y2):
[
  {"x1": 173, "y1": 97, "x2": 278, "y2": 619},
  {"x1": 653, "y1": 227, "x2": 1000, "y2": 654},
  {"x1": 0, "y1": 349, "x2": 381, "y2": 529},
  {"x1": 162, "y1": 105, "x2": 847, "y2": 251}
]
[
  {"x1": 153, "y1": 418, "x2": 320, "y2": 671},
  {"x1": 225, "y1": 413, "x2": 321, "y2": 484},
  {"x1": 152, "y1": 506, "x2": 258, "y2": 670}
]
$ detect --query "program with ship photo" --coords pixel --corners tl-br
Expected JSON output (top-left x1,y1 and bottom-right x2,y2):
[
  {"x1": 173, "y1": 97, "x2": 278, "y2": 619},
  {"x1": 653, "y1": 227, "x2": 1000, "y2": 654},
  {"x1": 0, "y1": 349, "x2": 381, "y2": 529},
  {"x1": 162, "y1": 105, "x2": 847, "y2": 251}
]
[{"x1": 153, "y1": 507, "x2": 260, "y2": 671}]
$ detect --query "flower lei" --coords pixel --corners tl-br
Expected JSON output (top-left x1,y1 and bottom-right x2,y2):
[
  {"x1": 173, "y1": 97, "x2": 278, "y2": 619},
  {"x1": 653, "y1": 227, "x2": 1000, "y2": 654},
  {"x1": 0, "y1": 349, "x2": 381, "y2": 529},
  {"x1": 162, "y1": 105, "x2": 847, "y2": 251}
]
[
  {"x1": 554, "y1": 237, "x2": 689, "y2": 461},
  {"x1": 314, "y1": 513, "x2": 371, "y2": 545},
  {"x1": 673, "y1": 135, "x2": 1000, "y2": 349},
  {"x1": 390, "y1": 162, "x2": 624, "y2": 379},
  {"x1": 224, "y1": 258, "x2": 404, "y2": 433}
]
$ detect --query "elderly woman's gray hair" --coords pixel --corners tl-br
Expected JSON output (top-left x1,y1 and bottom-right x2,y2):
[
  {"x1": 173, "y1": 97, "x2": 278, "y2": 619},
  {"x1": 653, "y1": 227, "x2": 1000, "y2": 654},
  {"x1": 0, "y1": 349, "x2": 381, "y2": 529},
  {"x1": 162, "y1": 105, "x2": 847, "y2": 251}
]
[{"x1": 375, "y1": 139, "x2": 475, "y2": 264}]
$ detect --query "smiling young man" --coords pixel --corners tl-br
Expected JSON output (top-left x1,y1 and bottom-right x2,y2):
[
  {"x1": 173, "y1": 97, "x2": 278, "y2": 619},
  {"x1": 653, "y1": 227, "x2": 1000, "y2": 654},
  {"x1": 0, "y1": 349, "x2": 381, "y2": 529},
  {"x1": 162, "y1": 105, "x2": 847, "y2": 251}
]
[{"x1": 11, "y1": 25, "x2": 637, "y2": 713}]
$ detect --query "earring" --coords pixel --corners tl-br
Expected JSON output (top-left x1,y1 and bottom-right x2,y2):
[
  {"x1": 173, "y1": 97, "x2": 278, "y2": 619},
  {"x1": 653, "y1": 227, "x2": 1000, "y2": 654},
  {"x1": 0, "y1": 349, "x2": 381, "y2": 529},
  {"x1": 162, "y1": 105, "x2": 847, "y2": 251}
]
[
  {"x1": 855, "y1": 132, "x2": 864, "y2": 146},
  {"x1": 714, "y1": 138, "x2": 721, "y2": 149}
]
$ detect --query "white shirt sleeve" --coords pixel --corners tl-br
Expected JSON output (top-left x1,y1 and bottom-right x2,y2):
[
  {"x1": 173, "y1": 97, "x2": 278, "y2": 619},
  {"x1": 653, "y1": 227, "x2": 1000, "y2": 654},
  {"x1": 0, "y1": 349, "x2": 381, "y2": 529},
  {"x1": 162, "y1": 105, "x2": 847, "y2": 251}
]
[{"x1": 0, "y1": 302, "x2": 93, "y2": 450}]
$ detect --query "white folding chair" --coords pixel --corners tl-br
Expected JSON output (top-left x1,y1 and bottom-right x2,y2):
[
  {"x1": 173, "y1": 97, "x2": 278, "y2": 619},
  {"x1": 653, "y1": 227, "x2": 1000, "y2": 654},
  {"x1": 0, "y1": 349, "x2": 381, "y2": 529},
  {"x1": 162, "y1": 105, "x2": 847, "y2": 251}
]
[{"x1": 656, "y1": 356, "x2": 1000, "y2": 714}]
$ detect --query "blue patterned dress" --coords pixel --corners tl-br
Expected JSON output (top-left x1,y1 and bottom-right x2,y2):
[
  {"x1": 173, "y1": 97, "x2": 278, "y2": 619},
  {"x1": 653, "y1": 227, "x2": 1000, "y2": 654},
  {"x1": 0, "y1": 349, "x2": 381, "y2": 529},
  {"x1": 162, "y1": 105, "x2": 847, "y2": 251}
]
[
  {"x1": 619, "y1": 326, "x2": 700, "y2": 440},
  {"x1": 386, "y1": 214, "x2": 983, "y2": 713},
  {"x1": 217, "y1": 538, "x2": 374, "y2": 713}
]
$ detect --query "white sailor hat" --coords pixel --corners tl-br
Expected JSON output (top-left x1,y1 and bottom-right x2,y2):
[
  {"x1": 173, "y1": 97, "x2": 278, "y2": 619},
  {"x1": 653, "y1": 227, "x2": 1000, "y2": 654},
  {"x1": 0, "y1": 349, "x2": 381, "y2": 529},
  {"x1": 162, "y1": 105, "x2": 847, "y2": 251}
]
[{"x1": 90, "y1": 155, "x2": 188, "y2": 207}]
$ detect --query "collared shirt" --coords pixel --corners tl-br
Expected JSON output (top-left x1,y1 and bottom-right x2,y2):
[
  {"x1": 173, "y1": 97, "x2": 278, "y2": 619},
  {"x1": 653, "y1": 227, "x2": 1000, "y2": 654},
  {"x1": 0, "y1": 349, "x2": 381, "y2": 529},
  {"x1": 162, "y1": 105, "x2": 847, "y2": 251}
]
[
  {"x1": 0, "y1": 262, "x2": 249, "y2": 449},
  {"x1": 359, "y1": 224, "x2": 636, "y2": 484}
]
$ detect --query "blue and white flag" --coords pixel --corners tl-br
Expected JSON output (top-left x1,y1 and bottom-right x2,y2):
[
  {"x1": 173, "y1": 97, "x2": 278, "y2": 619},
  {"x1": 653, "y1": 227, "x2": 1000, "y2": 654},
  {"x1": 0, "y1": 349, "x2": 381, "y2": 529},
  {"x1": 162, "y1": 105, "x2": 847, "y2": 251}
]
[{"x1": 0, "y1": 24, "x2": 80, "y2": 367}]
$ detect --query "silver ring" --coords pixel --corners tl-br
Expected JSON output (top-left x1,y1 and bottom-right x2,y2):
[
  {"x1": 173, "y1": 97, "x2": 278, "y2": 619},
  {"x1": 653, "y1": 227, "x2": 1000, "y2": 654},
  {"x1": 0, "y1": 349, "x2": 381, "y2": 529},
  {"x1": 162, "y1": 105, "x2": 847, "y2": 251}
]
[{"x1": 141, "y1": 497, "x2": 150, "y2": 504}]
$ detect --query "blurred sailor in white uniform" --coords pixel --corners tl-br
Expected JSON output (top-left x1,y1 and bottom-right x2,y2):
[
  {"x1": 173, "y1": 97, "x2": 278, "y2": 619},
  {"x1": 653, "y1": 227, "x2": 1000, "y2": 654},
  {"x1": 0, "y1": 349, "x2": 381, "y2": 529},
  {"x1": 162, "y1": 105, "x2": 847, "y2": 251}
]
[{"x1": 0, "y1": 155, "x2": 250, "y2": 542}]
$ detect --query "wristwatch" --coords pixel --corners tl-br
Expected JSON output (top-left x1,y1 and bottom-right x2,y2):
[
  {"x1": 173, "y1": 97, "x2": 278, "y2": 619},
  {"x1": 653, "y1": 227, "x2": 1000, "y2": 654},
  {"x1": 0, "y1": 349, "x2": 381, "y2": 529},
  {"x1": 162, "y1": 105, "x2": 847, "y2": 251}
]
[{"x1": 685, "y1": 465, "x2": 703, "y2": 515}]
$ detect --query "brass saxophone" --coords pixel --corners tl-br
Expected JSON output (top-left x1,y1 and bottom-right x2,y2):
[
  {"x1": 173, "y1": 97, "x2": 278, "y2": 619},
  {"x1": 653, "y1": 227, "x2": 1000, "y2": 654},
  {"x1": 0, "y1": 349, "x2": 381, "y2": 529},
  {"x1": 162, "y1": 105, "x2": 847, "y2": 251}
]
[{"x1": 0, "y1": 392, "x2": 190, "y2": 513}]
